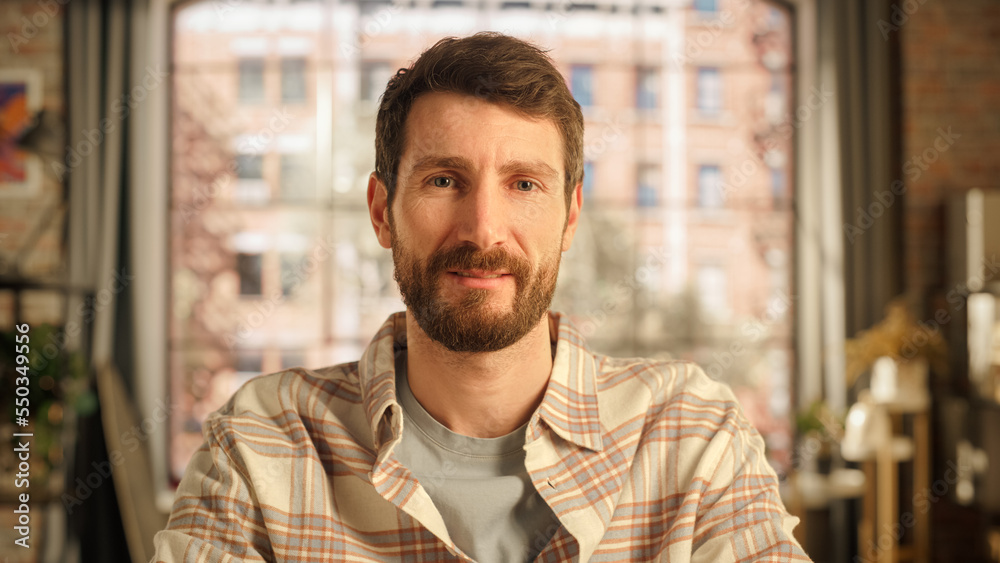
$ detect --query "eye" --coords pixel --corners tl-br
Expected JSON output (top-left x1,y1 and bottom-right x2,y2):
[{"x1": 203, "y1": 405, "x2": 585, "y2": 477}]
[
  {"x1": 515, "y1": 180, "x2": 535, "y2": 192},
  {"x1": 432, "y1": 176, "x2": 453, "y2": 188}
]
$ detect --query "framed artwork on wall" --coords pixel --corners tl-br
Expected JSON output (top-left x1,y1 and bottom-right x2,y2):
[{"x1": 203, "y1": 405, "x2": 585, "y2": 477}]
[{"x1": 0, "y1": 68, "x2": 43, "y2": 199}]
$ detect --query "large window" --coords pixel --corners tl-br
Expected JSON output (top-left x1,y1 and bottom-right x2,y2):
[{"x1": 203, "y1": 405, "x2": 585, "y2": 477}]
[{"x1": 170, "y1": 0, "x2": 797, "y2": 479}]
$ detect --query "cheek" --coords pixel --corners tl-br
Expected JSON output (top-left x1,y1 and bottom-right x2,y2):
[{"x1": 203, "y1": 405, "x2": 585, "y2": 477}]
[{"x1": 395, "y1": 203, "x2": 454, "y2": 249}]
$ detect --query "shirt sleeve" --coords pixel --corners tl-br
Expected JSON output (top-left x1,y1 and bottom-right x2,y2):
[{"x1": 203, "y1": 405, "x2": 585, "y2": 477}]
[
  {"x1": 151, "y1": 416, "x2": 273, "y2": 563},
  {"x1": 687, "y1": 372, "x2": 812, "y2": 563}
]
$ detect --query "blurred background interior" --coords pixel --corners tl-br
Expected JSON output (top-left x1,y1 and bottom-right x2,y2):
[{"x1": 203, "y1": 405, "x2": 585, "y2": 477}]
[{"x1": 0, "y1": 0, "x2": 999, "y2": 560}]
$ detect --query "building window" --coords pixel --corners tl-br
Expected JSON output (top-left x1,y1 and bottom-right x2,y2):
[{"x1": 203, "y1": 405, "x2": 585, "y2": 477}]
[
  {"x1": 361, "y1": 61, "x2": 393, "y2": 103},
  {"x1": 281, "y1": 58, "x2": 307, "y2": 103},
  {"x1": 280, "y1": 153, "x2": 314, "y2": 201},
  {"x1": 236, "y1": 253, "x2": 263, "y2": 296},
  {"x1": 697, "y1": 164, "x2": 724, "y2": 208},
  {"x1": 280, "y1": 253, "x2": 305, "y2": 296},
  {"x1": 169, "y1": 0, "x2": 799, "y2": 483},
  {"x1": 359, "y1": 0, "x2": 392, "y2": 14},
  {"x1": 570, "y1": 65, "x2": 594, "y2": 108},
  {"x1": 636, "y1": 67, "x2": 658, "y2": 110},
  {"x1": 235, "y1": 348, "x2": 263, "y2": 375},
  {"x1": 696, "y1": 67, "x2": 722, "y2": 117},
  {"x1": 238, "y1": 58, "x2": 265, "y2": 103},
  {"x1": 697, "y1": 264, "x2": 729, "y2": 320},
  {"x1": 236, "y1": 154, "x2": 263, "y2": 180},
  {"x1": 234, "y1": 153, "x2": 268, "y2": 203},
  {"x1": 637, "y1": 164, "x2": 659, "y2": 208},
  {"x1": 772, "y1": 169, "x2": 786, "y2": 209},
  {"x1": 582, "y1": 161, "x2": 595, "y2": 198},
  {"x1": 281, "y1": 349, "x2": 307, "y2": 370},
  {"x1": 693, "y1": 0, "x2": 717, "y2": 13}
]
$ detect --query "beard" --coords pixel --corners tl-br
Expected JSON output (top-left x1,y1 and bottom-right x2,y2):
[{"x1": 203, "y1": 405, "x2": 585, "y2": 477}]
[{"x1": 390, "y1": 225, "x2": 560, "y2": 353}]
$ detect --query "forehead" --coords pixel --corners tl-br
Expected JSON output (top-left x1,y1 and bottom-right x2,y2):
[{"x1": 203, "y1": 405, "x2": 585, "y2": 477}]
[{"x1": 399, "y1": 91, "x2": 564, "y2": 175}]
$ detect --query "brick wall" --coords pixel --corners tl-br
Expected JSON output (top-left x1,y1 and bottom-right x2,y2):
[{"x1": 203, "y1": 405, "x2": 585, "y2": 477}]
[
  {"x1": 901, "y1": 0, "x2": 1000, "y2": 299},
  {"x1": 0, "y1": 0, "x2": 66, "y2": 330},
  {"x1": 900, "y1": 3, "x2": 1000, "y2": 560}
]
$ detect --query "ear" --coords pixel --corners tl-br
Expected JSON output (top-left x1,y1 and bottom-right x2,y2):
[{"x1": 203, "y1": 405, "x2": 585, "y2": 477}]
[
  {"x1": 561, "y1": 182, "x2": 583, "y2": 252},
  {"x1": 367, "y1": 173, "x2": 393, "y2": 249}
]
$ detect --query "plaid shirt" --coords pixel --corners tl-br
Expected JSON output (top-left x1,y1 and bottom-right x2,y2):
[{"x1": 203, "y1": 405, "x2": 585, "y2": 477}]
[{"x1": 154, "y1": 311, "x2": 811, "y2": 562}]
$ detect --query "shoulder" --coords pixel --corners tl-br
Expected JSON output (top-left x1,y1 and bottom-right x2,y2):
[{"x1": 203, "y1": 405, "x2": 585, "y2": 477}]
[
  {"x1": 594, "y1": 355, "x2": 739, "y2": 410},
  {"x1": 202, "y1": 361, "x2": 374, "y2": 450},
  {"x1": 213, "y1": 362, "x2": 361, "y2": 418},
  {"x1": 594, "y1": 355, "x2": 769, "y2": 484},
  {"x1": 593, "y1": 355, "x2": 752, "y2": 442}
]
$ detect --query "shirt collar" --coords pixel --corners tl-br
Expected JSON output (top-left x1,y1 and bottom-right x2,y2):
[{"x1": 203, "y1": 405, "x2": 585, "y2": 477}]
[
  {"x1": 536, "y1": 311, "x2": 604, "y2": 452},
  {"x1": 357, "y1": 311, "x2": 603, "y2": 454}
]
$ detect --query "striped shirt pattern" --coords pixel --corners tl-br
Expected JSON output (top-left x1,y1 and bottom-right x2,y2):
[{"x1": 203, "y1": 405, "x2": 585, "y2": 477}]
[{"x1": 153, "y1": 311, "x2": 812, "y2": 562}]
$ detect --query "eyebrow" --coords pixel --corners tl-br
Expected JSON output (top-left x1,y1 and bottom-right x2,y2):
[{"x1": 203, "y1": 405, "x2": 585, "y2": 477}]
[{"x1": 409, "y1": 155, "x2": 561, "y2": 182}]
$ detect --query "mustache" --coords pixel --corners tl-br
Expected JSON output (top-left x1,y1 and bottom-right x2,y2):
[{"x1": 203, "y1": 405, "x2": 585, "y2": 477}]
[{"x1": 426, "y1": 244, "x2": 531, "y2": 279}]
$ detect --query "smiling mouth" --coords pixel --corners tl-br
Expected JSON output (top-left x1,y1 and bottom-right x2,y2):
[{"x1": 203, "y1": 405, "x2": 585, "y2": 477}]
[{"x1": 450, "y1": 270, "x2": 509, "y2": 279}]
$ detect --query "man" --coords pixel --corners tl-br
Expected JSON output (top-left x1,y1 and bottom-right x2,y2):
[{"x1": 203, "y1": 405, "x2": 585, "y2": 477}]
[{"x1": 154, "y1": 33, "x2": 811, "y2": 562}]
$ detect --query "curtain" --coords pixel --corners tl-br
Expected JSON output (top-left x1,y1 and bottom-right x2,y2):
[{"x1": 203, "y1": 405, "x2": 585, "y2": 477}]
[
  {"x1": 64, "y1": 0, "x2": 167, "y2": 560},
  {"x1": 832, "y1": 0, "x2": 904, "y2": 336}
]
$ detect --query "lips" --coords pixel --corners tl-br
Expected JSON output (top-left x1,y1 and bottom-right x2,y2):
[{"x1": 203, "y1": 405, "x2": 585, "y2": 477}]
[
  {"x1": 428, "y1": 245, "x2": 529, "y2": 287},
  {"x1": 451, "y1": 270, "x2": 509, "y2": 279}
]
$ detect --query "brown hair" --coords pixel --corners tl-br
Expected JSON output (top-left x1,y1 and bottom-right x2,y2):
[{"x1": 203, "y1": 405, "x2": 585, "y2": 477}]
[{"x1": 374, "y1": 32, "x2": 584, "y2": 210}]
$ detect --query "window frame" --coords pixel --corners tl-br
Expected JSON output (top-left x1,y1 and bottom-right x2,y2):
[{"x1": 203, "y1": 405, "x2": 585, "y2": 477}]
[
  {"x1": 695, "y1": 66, "x2": 723, "y2": 117},
  {"x1": 570, "y1": 64, "x2": 595, "y2": 108},
  {"x1": 237, "y1": 57, "x2": 266, "y2": 104},
  {"x1": 138, "y1": 0, "x2": 840, "y2": 509},
  {"x1": 280, "y1": 57, "x2": 308, "y2": 104}
]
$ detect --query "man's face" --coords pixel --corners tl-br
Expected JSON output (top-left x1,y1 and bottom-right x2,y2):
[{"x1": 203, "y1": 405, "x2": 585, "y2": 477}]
[{"x1": 368, "y1": 91, "x2": 582, "y2": 353}]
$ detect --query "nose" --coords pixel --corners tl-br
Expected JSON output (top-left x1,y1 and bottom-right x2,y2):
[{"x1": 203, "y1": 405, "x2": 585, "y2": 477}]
[{"x1": 455, "y1": 180, "x2": 507, "y2": 250}]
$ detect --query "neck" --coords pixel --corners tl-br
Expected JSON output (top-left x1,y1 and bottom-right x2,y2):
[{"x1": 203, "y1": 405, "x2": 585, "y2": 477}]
[{"x1": 403, "y1": 311, "x2": 555, "y2": 438}]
